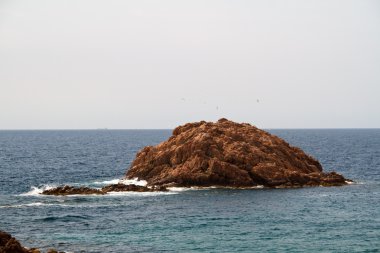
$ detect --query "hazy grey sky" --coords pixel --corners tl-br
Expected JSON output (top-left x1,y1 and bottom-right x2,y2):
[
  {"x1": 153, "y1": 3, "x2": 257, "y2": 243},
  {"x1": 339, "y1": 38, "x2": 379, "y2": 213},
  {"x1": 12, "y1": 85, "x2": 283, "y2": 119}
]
[{"x1": 0, "y1": 0, "x2": 379, "y2": 129}]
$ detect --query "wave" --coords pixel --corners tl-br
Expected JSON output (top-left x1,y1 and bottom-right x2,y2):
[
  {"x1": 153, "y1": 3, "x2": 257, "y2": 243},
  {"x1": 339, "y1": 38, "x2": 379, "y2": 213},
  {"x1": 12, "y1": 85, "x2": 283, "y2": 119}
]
[
  {"x1": 167, "y1": 187, "x2": 194, "y2": 192},
  {"x1": 119, "y1": 178, "x2": 148, "y2": 186},
  {"x1": 1, "y1": 202, "x2": 136, "y2": 209},
  {"x1": 92, "y1": 177, "x2": 148, "y2": 186},
  {"x1": 0, "y1": 202, "x2": 70, "y2": 209},
  {"x1": 20, "y1": 178, "x2": 148, "y2": 196},
  {"x1": 92, "y1": 179, "x2": 120, "y2": 185},
  {"x1": 345, "y1": 180, "x2": 367, "y2": 185},
  {"x1": 20, "y1": 179, "x2": 266, "y2": 197},
  {"x1": 167, "y1": 185, "x2": 265, "y2": 191},
  {"x1": 20, "y1": 185, "x2": 57, "y2": 196},
  {"x1": 106, "y1": 191, "x2": 177, "y2": 196},
  {"x1": 341, "y1": 180, "x2": 367, "y2": 186}
]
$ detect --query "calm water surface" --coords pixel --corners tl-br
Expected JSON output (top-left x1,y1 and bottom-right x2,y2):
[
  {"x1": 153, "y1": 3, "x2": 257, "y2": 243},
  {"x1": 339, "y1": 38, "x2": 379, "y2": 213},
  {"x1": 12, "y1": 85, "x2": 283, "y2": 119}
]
[{"x1": 0, "y1": 129, "x2": 379, "y2": 252}]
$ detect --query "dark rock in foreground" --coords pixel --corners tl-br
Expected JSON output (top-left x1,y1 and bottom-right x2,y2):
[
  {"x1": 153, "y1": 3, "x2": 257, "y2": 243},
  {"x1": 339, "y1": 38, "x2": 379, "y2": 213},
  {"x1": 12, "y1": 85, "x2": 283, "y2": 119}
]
[
  {"x1": 41, "y1": 184, "x2": 168, "y2": 196},
  {"x1": 0, "y1": 230, "x2": 61, "y2": 253},
  {"x1": 0, "y1": 230, "x2": 31, "y2": 253},
  {"x1": 126, "y1": 118, "x2": 350, "y2": 188}
]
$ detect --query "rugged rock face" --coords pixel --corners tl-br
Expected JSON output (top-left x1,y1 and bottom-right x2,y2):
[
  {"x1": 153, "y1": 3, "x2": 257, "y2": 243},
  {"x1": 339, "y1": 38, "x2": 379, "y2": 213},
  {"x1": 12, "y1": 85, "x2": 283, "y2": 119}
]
[
  {"x1": 126, "y1": 118, "x2": 349, "y2": 188},
  {"x1": 42, "y1": 184, "x2": 168, "y2": 196}
]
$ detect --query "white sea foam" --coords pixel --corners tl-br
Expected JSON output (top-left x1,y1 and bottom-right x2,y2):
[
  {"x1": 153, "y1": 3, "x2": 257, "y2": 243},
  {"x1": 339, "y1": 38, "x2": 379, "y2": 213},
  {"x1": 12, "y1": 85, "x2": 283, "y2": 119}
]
[
  {"x1": 106, "y1": 191, "x2": 177, "y2": 196},
  {"x1": 92, "y1": 177, "x2": 147, "y2": 186},
  {"x1": 345, "y1": 180, "x2": 365, "y2": 185},
  {"x1": 167, "y1": 186, "x2": 209, "y2": 191},
  {"x1": 92, "y1": 179, "x2": 120, "y2": 185},
  {"x1": 24, "y1": 202, "x2": 45, "y2": 206},
  {"x1": 0, "y1": 202, "x2": 70, "y2": 208},
  {"x1": 1, "y1": 202, "x2": 128, "y2": 208},
  {"x1": 118, "y1": 177, "x2": 148, "y2": 186},
  {"x1": 20, "y1": 185, "x2": 56, "y2": 196},
  {"x1": 167, "y1": 187, "x2": 193, "y2": 192},
  {"x1": 168, "y1": 185, "x2": 265, "y2": 191}
]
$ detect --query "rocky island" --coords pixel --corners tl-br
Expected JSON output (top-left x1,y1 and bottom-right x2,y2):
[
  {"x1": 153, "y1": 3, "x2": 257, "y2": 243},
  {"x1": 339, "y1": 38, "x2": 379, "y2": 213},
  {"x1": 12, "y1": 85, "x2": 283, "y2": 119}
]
[{"x1": 126, "y1": 118, "x2": 349, "y2": 188}]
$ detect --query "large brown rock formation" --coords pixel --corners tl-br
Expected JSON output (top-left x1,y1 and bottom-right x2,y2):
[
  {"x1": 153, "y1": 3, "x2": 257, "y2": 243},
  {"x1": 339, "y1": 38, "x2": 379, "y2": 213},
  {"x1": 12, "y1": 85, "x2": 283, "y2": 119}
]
[{"x1": 126, "y1": 118, "x2": 349, "y2": 188}]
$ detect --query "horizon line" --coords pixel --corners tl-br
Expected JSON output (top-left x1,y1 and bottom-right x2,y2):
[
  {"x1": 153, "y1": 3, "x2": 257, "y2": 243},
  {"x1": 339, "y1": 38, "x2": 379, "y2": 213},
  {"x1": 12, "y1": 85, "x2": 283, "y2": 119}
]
[{"x1": 1, "y1": 127, "x2": 380, "y2": 131}]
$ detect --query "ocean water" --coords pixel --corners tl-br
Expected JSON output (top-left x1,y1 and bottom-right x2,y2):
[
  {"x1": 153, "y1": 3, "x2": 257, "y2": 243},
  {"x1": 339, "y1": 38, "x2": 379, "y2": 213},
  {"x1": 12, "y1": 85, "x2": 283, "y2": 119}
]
[{"x1": 0, "y1": 129, "x2": 379, "y2": 252}]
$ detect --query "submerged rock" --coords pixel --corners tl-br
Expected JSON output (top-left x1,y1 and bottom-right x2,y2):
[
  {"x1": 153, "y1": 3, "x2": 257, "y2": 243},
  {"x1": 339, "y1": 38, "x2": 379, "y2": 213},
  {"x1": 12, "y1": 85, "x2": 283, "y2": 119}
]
[
  {"x1": 126, "y1": 118, "x2": 349, "y2": 188},
  {"x1": 41, "y1": 184, "x2": 168, "y2": 196}
]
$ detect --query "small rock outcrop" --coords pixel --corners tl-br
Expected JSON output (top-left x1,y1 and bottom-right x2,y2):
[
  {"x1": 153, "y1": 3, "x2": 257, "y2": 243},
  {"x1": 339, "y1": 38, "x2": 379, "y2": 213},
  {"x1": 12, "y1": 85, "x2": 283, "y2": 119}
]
[
  {"x1": 101, "y1": 183, "x2": 168, "y2": 192},
  {"x1": 42, "y1": 186, "x2": 104, "y2": 196},
  {"x1": 41, "y1": 184, "x2": 168, "y2": 196},
  {"x1": 126, "y1": 118, "x2": 349, "y2": 188}
]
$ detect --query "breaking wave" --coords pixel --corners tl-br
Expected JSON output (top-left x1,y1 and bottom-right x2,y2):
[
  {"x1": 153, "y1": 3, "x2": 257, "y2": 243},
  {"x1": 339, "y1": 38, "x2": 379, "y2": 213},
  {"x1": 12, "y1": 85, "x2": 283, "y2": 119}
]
[
  {"x1": 20, "y1": 178, "x2": 266, "y2": 198},
  {"x1": 0, "y1": 202, "x2": 71, "y2": 208},
  {"x1": 106, "y1": 191, "x2": 177, "y2": 196},
  {"x1": 20, "y1": 185, "x2": 57, "y2": 196},
  {"x1": 92, "y1": 177, "x2": 147, "y2": 186}
]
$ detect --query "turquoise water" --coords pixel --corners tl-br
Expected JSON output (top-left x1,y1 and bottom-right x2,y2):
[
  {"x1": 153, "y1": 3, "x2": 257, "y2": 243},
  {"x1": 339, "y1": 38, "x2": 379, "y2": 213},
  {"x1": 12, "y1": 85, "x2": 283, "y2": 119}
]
[{"x1": 0, "y1": 129, "x2": 379, "y2": 252}]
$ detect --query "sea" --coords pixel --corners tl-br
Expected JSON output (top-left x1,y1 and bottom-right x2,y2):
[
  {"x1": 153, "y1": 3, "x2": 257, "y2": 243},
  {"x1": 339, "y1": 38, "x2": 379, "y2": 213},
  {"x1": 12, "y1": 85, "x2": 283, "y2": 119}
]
[{"x1": 0, "y1": 129, "x2": 379, "y2": 252}]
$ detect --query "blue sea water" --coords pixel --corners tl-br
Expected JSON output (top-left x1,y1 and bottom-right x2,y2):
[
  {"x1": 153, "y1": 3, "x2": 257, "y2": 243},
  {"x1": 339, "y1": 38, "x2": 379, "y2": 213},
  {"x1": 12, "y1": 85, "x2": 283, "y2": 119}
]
[{"x1": 0, "y1": 129, "x2": 379, "y2": 252}]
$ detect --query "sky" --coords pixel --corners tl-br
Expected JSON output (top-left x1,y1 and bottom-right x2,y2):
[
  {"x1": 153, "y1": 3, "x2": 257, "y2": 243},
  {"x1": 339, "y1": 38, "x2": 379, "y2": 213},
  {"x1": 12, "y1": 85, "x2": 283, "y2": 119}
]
[{"x1": 0, "y1": 0, "x2": 379, "y2": 129}]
